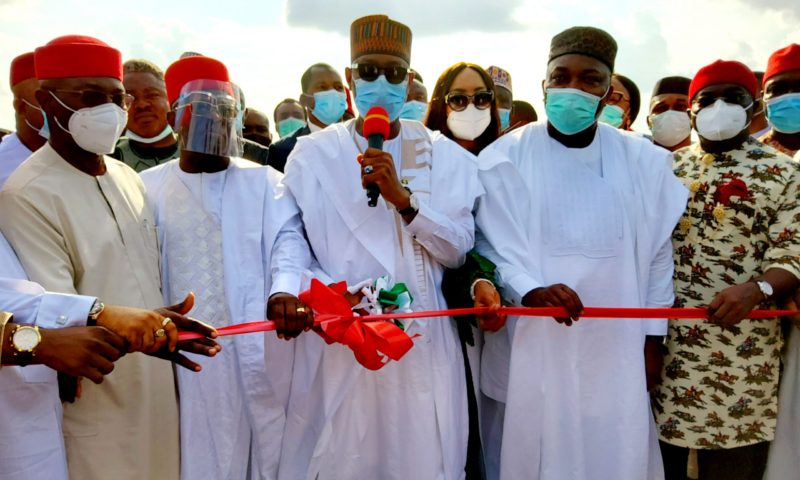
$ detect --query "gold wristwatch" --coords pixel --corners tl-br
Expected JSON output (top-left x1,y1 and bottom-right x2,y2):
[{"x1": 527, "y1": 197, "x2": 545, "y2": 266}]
[{"x1": 10, "y1": 325, "x2": 41, "y2": 366}]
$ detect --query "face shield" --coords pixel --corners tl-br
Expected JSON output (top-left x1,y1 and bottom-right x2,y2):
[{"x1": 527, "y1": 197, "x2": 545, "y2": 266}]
[{"x1": 172, "y1": 79, "x2": 243, "y2": 157}]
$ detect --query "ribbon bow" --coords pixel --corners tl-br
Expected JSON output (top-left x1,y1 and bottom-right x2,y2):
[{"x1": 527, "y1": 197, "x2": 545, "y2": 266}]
[{"x1": 299, "y1": 279, "x2": 416, "y2": 370}]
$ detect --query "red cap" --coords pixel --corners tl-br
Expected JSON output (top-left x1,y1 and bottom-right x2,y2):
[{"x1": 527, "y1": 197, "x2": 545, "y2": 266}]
[
  {"x1": 10, "y1": 52, "x2": 35, "y2": 87},
  {"x1": 165, "y1": 56, "x2": 230, "y2": 105},
  {"x1": 689, "y1": 60, "x2": 757, "y2": 101},
  {"x1": 764, "y1": 44, "x2": 800, "y2": 87},
  {"x1": 35, "y1": 35, "x2": 122, "y2": 81}
]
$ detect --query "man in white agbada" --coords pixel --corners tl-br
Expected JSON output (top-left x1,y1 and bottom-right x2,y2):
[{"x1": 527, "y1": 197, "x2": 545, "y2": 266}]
[
  {"x1": 474, "y1": 26, "x2": 688, "y2": 480},
  {"x1": 0, "y1": 230, "x2": 218, "y2": 480},
  {"x1": 141, "y1": 55, "x2": 314, "y2": 480},
  {"x1": 278, "y1": 14, "x2": 483, "y2": 480},
  {"x1": 0, "y1": 52, "x2": 47, "y2": 188}
]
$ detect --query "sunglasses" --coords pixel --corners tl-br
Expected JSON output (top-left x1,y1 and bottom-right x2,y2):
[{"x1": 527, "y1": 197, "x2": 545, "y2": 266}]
[
  {"x1": 445, "y1": 90, "x2": 494, "y2": 111},
  {"x1": 48, "y1": 89, "x2": 134, "y2": 111},
  {"x1": 352, "y1": 63, "x2": 409, "y2": 85}
]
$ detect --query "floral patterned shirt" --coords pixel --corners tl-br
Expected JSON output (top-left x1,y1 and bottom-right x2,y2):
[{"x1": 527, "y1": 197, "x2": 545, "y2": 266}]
[{"x1": 652, "y1": 138, "x2": 800, "y2": 449}]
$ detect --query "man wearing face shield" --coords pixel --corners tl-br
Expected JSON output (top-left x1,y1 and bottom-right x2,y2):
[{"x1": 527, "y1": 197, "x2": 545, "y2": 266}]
[
  {"x1": 653, "y1": 60, "x2": 800, "y2": 480},
  {"x1": 0, "y1": 52, "x2": 47, "y2": 188},
  {"x1": 0, "y1": 35, "x2": 223, "y2": 480},
  {"x1": 279, "y1": 14, "x2": 483, "y2": 480},
  {"x1": 647, "y1": 76, "x2": 693, "y2": 151},
  {"x1": 140, "y1": 55, "x2": 314, "y2": 480},
  {"x1": 474, "y1": 26, "x2": 688, "y2": 480}
]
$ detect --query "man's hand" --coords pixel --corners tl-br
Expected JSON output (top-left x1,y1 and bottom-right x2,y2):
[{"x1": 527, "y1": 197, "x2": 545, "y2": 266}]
[
  {"x1": 359, "y1": 148, "x2": 410, "y2": 209},
  {"x1": 150, "y1": 292, "x2": 221, "y2": 372},
  {"x1": 267, "y1": 292, "x2": 314, "y2": 340},
  {"x1": 96, "y1": 305, "x2": 176, "y2": 354},
  {"x1": 474, "y1": 280, "x2": 506, "y2": 332},
  {"x1": 706, "y1": 282, "x2": 763, "y2": 327},
  {"x1": 37, "y1": 326, "x2": 126, "y2": 384},
  {"x1": 644, "y1": 336, "x2": 664, "y2": 391},
  {"x1": 781, "y1": 288, "x2": 800, "y2": 328},
  {"x1": 522, "y1": 284, "x2": 583, "y2": 326}
]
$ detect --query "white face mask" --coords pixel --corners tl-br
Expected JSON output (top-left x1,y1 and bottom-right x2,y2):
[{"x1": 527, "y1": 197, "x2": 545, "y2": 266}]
[
  {"x1": 447, "y1": 104, "x2": 491, "y2": 141},
  {"x1": 126, "y1": 124, "x2": 174, "y2": 144},
  {"x1": 50, "y1": 91, "x2": 128, "y2": 154},
  {"x1": 694, "y1": 99, "x2": 750, "y2": 142},
  {"x1": 650, "y1": 110, "x2": 692, "y2": 147}
]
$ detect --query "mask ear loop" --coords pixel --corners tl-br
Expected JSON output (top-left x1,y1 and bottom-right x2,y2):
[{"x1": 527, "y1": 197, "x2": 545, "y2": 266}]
[
  {"x1": 46, "y1": 91, "x2": 79, "y2": 135},
  {"x1": 20, "y1": 98, "x2": 47, "y2": 132}
]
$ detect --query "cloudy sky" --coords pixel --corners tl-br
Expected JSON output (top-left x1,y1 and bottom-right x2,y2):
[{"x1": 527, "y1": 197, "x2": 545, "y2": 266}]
[{"x1": 0, "y1": 0, "x2": 797, "y2": 135}]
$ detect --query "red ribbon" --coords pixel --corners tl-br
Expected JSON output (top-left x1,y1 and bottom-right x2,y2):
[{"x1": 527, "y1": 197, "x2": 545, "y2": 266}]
[{"x1": 178, "y1": 279, "x2": 797, "y2": 370}]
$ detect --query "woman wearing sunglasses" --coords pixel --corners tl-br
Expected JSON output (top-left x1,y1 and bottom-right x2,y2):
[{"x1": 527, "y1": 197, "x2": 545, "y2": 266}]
[
  {"x1": 426, "y1": 62, "x2": 502, "y2": 155},
  {"x1": 427, "y1": 62, "x2": 507, "y2": 480}
]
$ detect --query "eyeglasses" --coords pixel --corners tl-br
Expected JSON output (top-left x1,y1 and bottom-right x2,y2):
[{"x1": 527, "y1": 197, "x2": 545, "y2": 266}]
[
  {"x1": 47, "y1": 89, "x2": 134, "y2": 111},
  {"x1": 351, "y1": 63, "x2": 409, "y2": 85},
  {"x1": 608, "y1": 91, "x2": 630, "y2": 105},
  {"x1": 445, "y1": 90, "x2": 494, "y2": 111}
]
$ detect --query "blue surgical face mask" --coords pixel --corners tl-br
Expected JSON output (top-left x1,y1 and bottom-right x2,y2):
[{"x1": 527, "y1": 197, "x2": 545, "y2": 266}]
[
  {"x1": 498, "y1": 108, "x2": 511, "y2": 130},
  {"x1": 354, "y1": 74, "x2": 408, "y2": 122},
  {"x1": 599, "y1": 104, "x2": 625, "y2": 128},
  {"x1": 311, "y1": 89, "x2": 347, "y2": 126},
  {"x1": 277, "y1": 117, "x2": 306, "y2": 138},
  {"x1": 766, "y1": 92, "x2": 800, "y2": 134},
  {"x1": 545, "y1": 87, "x2": 605, "y2": 135},
  {"x1": 400, "y1": 100, "x2": 428, "y2": 122}
]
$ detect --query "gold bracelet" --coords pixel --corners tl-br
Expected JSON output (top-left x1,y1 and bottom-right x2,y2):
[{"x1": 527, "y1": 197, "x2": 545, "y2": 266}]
[{"x1": 0, "y1": 312, "x2": 14, "y2": 369}]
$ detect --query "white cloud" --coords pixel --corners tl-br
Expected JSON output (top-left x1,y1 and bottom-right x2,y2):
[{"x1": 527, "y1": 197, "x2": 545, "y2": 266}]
[{"x1": 0, "y1": 0, "x2": 797, "y2": 135}]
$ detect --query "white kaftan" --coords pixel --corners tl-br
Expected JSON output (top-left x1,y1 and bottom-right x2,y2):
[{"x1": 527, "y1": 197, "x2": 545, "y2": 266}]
[
  {"x1": 476, "y1": 122, "x2": 687, "y2": 480},
  {"x1": 764, "y1": 324, "x2": 800, "y2": 479},
  {"x1": 279, "y1": 119, "x2": 483, "y2": 480},
  {"x1": 141, "y1": 158, "x2": 311, "y2": 480}
]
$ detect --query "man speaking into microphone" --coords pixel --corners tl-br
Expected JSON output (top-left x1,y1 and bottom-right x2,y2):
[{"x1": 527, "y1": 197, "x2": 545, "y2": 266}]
[{"x1": 279, "y1": 14, "x2": 484, "y2": 480}]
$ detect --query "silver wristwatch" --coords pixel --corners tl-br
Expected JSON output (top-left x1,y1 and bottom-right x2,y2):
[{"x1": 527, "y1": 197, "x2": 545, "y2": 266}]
[
  {"x1": 88, "y1": 299, "x2": 105, "y2": 322},
  {"x1": 755, "y1": 280, "x2": 773, "y2": 300},
  {"x1": 397, "y1": 188, "x2": 419, "y2": 216}
]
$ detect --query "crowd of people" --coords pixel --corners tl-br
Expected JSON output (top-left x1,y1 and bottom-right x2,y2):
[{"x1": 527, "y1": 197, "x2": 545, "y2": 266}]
[{"x1": 0, "y1": 12, "x2": 799, "y2": 480}]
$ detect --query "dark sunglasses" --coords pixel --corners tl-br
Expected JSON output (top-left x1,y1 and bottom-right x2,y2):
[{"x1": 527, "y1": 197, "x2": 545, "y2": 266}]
[
  {"x1": 445, "y1": 90, "x2": 494, "y2": 111},
  {"x1": 352, "y1": 63, "x2": 409, "y2": 85},
  {"x1": 48, "y1": 89, "x2": 134, "y2": 110}
]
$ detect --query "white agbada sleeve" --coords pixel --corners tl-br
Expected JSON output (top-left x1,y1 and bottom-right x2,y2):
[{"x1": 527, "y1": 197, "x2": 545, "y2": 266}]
[
  {"x1": 402, "y1": 137, "x2": 481, "y2": 269},
  {"x1": 644, "y1": 237, "x2": 675, "y2": 335},
  {"x1": 268, "y1": 186, "x2": 312, "y2": 297},
  {"x1": 403, "y1": 201, "x2": 474, "y2": 269},
  {"x1": 475, "y1": 145, "x2": 542, "y2": 305},
  {"x1": 0, "y1": 232, "x2": 93, "y2": 328}
]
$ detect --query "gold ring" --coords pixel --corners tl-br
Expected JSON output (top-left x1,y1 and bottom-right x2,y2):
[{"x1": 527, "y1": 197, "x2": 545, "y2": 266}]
[
  {"x1": 161, "y1": 318, "x2": 172, "y2": 327},
  {"x1": 155, "y1": 328, "x2": 166, "y2": 338},
  {"x1": 296, "y1": 306, "x2": 307, "y2": 313}
]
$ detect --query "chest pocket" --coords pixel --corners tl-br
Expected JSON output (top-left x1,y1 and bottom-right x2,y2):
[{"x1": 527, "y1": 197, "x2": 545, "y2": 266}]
[{"x1": 542, "y1": 163, "x2": 623, "y2": 258}]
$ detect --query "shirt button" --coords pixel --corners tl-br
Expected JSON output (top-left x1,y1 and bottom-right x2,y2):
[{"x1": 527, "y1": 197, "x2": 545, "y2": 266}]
[{"x1": 57, "y1": 315, "x2": 68, "y2": 325}]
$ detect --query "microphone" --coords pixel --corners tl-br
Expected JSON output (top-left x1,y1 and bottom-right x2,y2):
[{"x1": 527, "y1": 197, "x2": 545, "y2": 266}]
[{"x1": 362, "y1": 106, "x2": 391, "y2": 207}]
